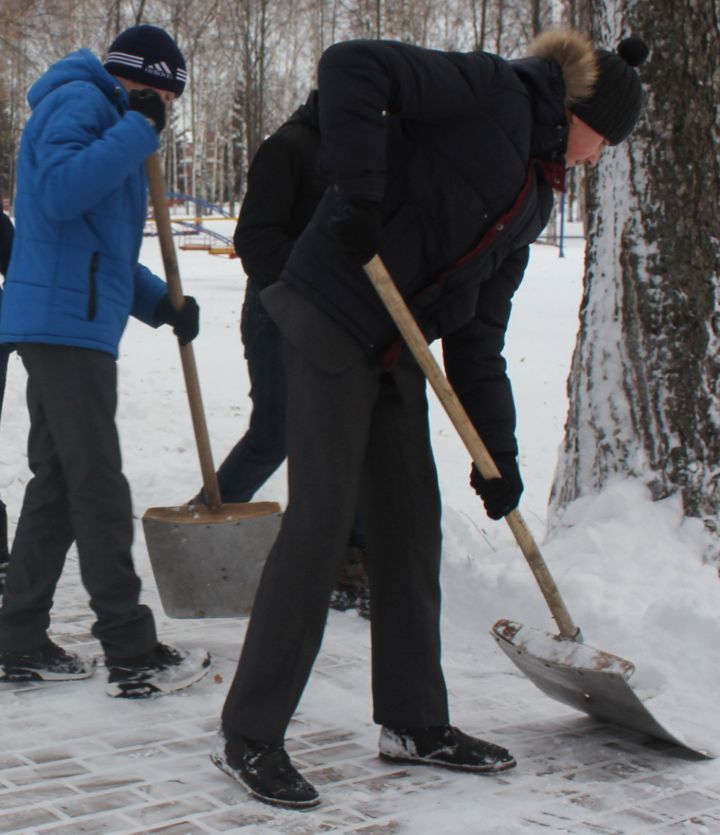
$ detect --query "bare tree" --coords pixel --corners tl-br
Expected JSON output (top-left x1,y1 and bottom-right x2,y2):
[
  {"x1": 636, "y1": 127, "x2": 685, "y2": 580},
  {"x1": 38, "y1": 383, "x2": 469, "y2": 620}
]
[
  {"x1": 0, "y1": 0, "x2": 563, "y2": 208},
  {"x1": 530, "y1": 0, "x2": 541, "y2": 36},
  {"x1": 468, "y1": 0, "x2": 490, "y2": 50}
]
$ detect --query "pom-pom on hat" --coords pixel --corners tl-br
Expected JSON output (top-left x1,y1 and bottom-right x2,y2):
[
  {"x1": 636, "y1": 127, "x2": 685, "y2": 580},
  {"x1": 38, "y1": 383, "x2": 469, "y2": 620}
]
[
  {"x1": 104, "y1": 24, "x2": 187, "y2": 96},
  {"x1": 570, "y1": 36, "x2": 649, "y2": 145}
]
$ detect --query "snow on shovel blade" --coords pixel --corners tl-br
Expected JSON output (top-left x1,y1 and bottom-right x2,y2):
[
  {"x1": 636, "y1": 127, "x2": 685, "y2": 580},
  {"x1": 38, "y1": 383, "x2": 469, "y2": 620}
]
[{"x1": 491, "y1": 619, "x2": 712, "y2": 757}]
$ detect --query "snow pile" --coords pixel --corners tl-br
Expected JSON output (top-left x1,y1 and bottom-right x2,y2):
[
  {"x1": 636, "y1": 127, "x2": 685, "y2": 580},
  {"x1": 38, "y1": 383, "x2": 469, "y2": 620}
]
[{"x1": 440, "y1": 428, "x2": 719, "y2": 759}]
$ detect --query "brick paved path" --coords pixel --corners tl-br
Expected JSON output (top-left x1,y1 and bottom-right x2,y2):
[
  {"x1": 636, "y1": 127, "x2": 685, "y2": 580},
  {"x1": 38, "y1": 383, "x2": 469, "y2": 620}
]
[{"x1": 1, "y1": 557, "x2": 717, "y2": 835}]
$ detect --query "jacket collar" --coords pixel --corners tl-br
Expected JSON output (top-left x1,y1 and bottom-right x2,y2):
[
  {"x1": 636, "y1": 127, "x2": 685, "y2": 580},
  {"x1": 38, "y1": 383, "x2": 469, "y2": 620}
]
[{"x1": 509, "y1": 56, "x2": 568, "y2": 165}]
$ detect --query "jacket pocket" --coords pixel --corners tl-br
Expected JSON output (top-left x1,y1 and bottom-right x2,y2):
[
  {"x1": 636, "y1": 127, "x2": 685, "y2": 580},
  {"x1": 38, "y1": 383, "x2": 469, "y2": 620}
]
[{"x1": 87, "y1": 252, "x2": 99, "y2": 320}]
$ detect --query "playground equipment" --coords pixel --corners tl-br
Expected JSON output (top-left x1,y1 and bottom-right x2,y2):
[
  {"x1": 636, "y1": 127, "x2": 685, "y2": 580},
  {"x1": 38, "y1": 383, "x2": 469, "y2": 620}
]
[{"x1": 145, "y1": 191, "x2": 238, "y2": 257}]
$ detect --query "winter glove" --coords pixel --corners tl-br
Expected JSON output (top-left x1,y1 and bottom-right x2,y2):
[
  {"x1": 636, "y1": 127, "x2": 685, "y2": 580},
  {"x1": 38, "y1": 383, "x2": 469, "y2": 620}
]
[
  {"x1": 470, "y1": 453, "x2": 524, "y2": 520},
  {"x1": 128, "y1": 88, "x2": 166, "y2": 133},
  {"x1": 330, "y1": 198, "x2": 383, "y2": 265},
  {"x1": 155, "y1": 294, "x2": 200, "y2": 345}
]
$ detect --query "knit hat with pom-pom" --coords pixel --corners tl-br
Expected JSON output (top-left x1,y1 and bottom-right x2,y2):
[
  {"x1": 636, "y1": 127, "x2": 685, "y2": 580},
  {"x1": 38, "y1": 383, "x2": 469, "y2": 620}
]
[{"x1": 570, "y1": 36, "x2": 649, "y2": 145}]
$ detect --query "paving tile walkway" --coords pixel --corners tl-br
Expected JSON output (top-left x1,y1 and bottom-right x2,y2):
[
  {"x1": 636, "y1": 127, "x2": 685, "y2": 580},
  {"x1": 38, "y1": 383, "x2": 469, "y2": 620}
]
[{"x1": 1, "y1": 558, "x2": 718, "y2": 834}]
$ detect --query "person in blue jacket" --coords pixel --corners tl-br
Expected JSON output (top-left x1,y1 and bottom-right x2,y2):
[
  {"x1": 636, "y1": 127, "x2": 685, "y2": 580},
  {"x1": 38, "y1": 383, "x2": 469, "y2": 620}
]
[
  {"x1": 212, "y1": 30, "x2": 648, "y2": 807},
  {"x1": 0, "y1": 25, "x2": 210, "y2": 698},
  {"x1": 0, "y1": 203, "x2": 15, "y2": 593}
]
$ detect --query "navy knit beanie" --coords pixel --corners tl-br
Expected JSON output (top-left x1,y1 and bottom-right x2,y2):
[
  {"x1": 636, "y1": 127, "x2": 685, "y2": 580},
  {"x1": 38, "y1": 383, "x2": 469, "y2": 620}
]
[
  {"x1": 570, "y1": 37, "x2": 649, "y2": 145},
  {"x1": 104, "y1": 24, "x2": 187, "y2": 96}
]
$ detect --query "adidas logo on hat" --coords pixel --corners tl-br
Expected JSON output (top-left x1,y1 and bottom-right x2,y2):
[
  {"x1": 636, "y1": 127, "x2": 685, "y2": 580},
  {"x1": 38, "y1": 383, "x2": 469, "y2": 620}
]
[{"x1": 146, "y1": 61, "x2": 172, "y2": 78}]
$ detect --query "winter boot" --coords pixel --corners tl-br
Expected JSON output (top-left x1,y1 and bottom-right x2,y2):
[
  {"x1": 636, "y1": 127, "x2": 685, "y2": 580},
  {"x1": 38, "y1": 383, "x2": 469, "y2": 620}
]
[
  {"x1": 211, "y1": 729, "x2": 320, "y2": 809},
  {"x1": 379, "y1": 725, "x2": 516, "y2": 774},
  {"x1": 328, "y1": 584, "x2": 358, "y2": 611},
  {"x1": 329, "y1": 545, "x2": 369, "y2": 613},
  {"x1": 106, "y1": 642, "x2": 211, "y2": 698},
  {"x1": 0, "y1": 639, "x2": 96, "y2": 682},
  {"x1": 357, "y1": 586, "x2": 371, "y2": 620}
]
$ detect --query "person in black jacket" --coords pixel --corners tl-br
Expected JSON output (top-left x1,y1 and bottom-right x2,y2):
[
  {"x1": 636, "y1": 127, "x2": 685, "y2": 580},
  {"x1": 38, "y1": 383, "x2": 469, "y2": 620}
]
[
  {"x1": 212, "y1": 30, "x2": 649, "y2": 808},
  {"x1": 0, "y1": 203, "x2": 15, "y2": 593},
  {"x1": 191, "y1": 91, "x2": 371, "y2": 615}
]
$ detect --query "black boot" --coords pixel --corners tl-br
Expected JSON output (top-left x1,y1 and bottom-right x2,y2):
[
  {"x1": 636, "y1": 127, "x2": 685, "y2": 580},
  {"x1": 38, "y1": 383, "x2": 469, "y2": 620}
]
[
  {"x1": 379, "y1": 725, "x2": 516, "y2": 774},
  {"x1": 211, "y1": 729, "x2": 320, "y2": 808},
  {"x1": 329, "y1": 545, "x2": 370, "y2": 613},
  {"x1": 0, "y1": 639, "x2": 96, "y2": 682},
  {"x1": 357, "y1": 586, "x2": 371, "y2": 620},
  {"x1": 106, "y1": 643, "x2": 211, "y2": 699},
  {"x1": 328, "y1": 584, "x2": 358, "y2": 611}
]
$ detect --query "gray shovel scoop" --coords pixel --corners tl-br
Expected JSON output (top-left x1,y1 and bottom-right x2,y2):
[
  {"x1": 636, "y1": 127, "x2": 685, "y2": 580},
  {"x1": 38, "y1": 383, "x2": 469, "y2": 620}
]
[
  {"x1": 141, "y1": 154, "x2": 281, "y2": 619},
  {"x1": 364, "y1": 254, "x2": 710, "y2": 757}
]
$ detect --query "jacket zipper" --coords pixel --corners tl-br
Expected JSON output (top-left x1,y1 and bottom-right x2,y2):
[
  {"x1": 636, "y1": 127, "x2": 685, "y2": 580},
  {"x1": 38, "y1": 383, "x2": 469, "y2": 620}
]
[{"x1": 87, "y1": 252, "x2": 99, "y2": 320}]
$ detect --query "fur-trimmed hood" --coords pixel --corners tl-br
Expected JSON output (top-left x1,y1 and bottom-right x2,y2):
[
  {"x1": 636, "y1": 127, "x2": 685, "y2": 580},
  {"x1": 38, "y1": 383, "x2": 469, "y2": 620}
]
[
  {"x1": 507, "y1": 29, "x2": 598, "y2": 160},
  {"x1": 528, "y1": 29, "x2": 598, "y2": 108}
]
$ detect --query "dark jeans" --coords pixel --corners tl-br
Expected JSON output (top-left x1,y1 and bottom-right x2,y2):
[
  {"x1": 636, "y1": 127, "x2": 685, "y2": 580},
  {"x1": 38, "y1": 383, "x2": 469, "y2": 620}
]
[
  {"x1": 214, "y1": 280, "x2": 288, "y2": 503},
  {"x1": 214, "y1": 280, "x2": 365, "y2": 547},
  {"x1": 0, "y1": 344, "x2": 157, "y2": 658}
]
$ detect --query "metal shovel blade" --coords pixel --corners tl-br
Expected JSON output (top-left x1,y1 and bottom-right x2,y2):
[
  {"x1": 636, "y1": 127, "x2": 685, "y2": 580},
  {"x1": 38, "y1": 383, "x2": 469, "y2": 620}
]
[
  {"x1": 143, "y1": 501, "x2": 282, "y2": 618},
  {"x1": 492, "y1": 619, "x2": 711, "y2": 756}
]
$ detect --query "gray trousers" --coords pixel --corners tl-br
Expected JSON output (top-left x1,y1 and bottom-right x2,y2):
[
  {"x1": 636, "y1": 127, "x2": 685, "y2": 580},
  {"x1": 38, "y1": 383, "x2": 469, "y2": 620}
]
[
  {"x1": 0, "y1": 344, "x2": 157, "y2": 658},
  {"x1": 222, "y1": 316, "x2": 449, "y2": 745}
]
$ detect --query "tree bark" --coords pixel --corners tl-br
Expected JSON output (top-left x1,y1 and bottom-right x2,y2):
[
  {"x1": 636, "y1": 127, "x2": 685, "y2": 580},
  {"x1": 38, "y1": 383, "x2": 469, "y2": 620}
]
[{"x1": 551, "y1": 0, "x2": 720, "y2": 548}]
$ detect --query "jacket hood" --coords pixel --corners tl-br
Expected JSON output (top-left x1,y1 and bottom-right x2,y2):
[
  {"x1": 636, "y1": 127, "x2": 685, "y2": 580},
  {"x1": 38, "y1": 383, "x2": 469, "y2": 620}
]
[
  {"x1": 509, "y1": 55, "x2": 568, "y2": 160},
  {"x1": 27, "y1": 48, "x2": 124, "y2": 112},
  {"x1": 510, "y1": 29, "x2": 597, "y2": 161},
  {"x1": 528, "y1": 29, "x2": 597, "y2": 107}
]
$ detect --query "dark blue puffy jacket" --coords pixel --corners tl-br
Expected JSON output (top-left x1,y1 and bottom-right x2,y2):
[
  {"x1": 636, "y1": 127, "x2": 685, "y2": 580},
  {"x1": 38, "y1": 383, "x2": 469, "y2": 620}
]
[
  {"x1": 280, "y1": 40, "x2": 568, "y2": 454},
  {"x1": 0, "y1": 49, "x2": 167, "y2": 357}
]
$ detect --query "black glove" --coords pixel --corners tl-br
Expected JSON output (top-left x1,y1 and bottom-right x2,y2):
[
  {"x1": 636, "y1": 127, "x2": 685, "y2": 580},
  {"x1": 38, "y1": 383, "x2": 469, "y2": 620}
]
[
  {"x1": 330, "y1": 198, "x2": 382, "y2": 265},
  {"x1": 470, "y1": 453, "x2": 524, "y2": 520},
  {"x1": 155, "y1": 294, "x2": 199, "y2": 345},
  {"x1": 128, "y1": 88, "x2": 166, "y2": 133}
]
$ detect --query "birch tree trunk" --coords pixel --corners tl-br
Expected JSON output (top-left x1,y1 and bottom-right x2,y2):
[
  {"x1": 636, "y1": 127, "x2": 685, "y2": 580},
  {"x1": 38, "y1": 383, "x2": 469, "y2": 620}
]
[{"x1": 550, "y1": 0, "x2": 720, "y2": 549}]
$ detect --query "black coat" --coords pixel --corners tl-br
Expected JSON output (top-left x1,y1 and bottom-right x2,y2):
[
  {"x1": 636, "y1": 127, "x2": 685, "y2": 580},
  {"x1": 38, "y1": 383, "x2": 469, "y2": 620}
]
[
  {"x1": 0, "y1": 207, "x2": 14, "y2": 278},
  {"x1": 281, "y1": 40, "x2": 568, "y2": 454},
  {"x1": 0, "y1": 207, "x2": 14, "y2": 328},
  {"x1": 233, "y1": 91, "x2": 328, "y2": 289}
]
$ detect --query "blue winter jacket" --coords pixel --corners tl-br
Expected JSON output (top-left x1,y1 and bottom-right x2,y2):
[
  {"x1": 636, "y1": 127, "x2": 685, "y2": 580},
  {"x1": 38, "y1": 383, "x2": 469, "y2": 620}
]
[{"x1": 0, "y1": 49, "x2": 168, "y2": 357}]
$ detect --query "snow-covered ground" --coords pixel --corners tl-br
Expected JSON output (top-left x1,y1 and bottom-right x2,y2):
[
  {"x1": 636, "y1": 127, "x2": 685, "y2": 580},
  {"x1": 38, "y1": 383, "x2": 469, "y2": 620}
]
[{"x1": 1, "y1": 224, "x2": 720, "y2": 834}]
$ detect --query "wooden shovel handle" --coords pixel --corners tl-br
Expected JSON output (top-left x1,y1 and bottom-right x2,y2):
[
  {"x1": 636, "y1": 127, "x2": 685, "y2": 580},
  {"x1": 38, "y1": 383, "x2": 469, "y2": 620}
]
[
  {"x1": 145, "y1": 152, "x2": 222, "y2": 510},
  {"x1": 364, "y1": 255, "x2": 579, "y2": 640}
]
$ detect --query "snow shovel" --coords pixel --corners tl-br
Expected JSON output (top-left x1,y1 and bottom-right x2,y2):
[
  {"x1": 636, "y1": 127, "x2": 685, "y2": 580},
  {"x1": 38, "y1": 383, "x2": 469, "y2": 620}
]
[
  {"x1": 141, "y1": 153, "x2": 281, "y2": 619},
  {"x1": 363, "y1": 254, "x2": 709, "y2": 755}
]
